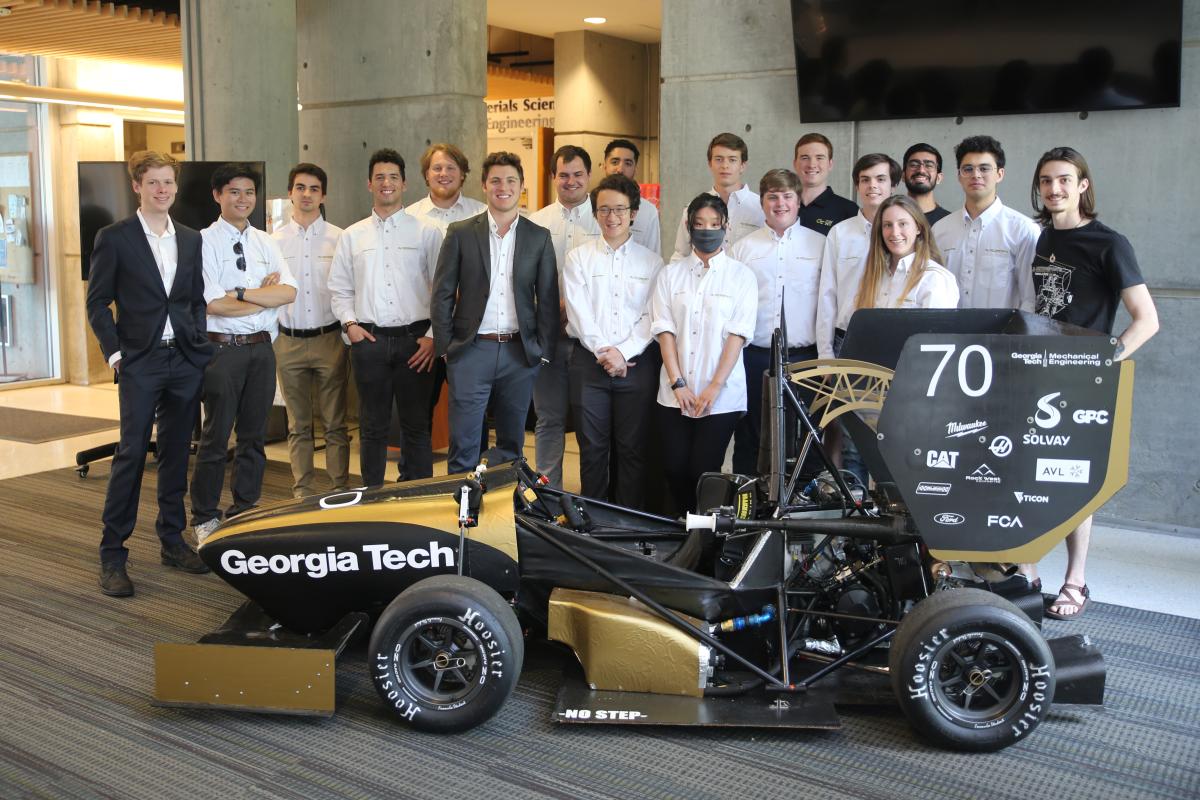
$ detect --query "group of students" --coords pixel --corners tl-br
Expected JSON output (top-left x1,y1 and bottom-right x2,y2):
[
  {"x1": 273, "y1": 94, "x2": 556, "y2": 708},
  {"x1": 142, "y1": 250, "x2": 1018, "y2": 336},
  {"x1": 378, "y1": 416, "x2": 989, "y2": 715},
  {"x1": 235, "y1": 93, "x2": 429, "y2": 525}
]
[{"x1": 87, "y1": 130, "x2": 1158, "y2": 622}]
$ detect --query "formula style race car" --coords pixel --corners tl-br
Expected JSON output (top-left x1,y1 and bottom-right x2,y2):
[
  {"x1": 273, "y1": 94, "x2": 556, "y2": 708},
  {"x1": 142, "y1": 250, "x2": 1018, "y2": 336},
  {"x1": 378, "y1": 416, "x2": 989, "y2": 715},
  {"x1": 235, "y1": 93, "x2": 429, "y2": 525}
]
[{"x1": 155, "y1": 309, "x2": 1122, "y2": 752}]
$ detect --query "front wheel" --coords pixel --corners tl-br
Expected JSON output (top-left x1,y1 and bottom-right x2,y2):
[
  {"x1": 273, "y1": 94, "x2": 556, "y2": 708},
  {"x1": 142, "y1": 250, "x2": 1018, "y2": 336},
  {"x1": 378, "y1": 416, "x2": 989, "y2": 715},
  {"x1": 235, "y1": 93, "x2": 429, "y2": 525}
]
[
  {"x1": 369, "y1": 575, "x2": 524, "y2": 733},
  {"x1": 890, "y1": 588, "x2": 1055, "y2": 752}
]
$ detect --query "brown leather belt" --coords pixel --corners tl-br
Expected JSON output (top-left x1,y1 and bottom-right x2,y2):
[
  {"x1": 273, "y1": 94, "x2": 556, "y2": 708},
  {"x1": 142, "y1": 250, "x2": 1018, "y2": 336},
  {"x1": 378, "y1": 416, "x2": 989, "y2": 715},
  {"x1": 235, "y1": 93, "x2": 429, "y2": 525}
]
[
  {"x1": 477, "y1": 331, "x2": 520, "y2": 342},
  {"x1": 280, "y1": 322, "x2": 340, "y2": 338},
  {"x1": 207, "y1": 331, "x2": 271, "y2": 346}
]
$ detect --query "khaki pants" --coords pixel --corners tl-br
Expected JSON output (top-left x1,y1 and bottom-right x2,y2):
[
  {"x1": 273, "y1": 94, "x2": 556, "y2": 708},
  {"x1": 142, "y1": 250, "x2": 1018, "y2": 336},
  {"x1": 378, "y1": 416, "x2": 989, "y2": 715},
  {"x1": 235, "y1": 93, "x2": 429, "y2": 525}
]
[{"x1": 273, "y1": 329, "x2": 350, "y2": 496}]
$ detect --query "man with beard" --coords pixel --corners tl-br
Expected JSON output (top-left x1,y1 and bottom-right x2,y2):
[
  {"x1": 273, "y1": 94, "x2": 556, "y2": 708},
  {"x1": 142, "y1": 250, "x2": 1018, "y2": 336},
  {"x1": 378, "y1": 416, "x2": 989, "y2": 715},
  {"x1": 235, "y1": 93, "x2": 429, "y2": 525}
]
[
  {"x1": 603, "y1": 138, "x2": 660, "y2": 252},
  {"x1": 407, "y1": 143, "x2": 486, "y2": 232},
  {"x1": 902, "y1": 143, "x2": 950, "y2": 226}
]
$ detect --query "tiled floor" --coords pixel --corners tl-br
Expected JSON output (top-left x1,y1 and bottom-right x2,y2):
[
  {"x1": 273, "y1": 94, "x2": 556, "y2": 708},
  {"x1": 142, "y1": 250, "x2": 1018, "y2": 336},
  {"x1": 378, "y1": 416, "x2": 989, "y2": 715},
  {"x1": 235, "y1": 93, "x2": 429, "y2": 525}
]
[{"x1": 2, "y1": 382, "x2": 1197, "y2": 619}]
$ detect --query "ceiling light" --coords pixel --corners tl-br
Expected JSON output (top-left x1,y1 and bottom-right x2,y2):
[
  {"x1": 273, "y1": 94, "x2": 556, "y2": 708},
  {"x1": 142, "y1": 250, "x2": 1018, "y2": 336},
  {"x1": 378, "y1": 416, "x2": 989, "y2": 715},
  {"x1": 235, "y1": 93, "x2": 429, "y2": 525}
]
[{"x1": 583, "y1": 17, "x2": 606, "y2": 24}]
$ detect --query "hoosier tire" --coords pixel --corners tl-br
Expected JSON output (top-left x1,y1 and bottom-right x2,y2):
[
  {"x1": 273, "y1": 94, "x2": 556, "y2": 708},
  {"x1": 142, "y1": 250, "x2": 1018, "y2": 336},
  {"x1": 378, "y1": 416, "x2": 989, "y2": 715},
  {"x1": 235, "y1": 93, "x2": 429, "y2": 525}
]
[
  {"x1": 369, "y1": 575, "x2": 524, "y2": 733},
  {"x1": 889, "y1": 588, "x2": 1055, "y2": 752}
]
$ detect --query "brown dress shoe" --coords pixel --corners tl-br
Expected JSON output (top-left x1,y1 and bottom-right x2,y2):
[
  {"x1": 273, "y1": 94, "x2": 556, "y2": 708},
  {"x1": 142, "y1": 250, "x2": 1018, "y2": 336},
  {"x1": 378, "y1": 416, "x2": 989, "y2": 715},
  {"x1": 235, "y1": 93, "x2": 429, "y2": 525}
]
[
  {"x1": 161, "y1": 542, "x2": 211, "y2": 574},
  {"x1": 100, "y1": 563, "x2": 134, "y2": 596}
]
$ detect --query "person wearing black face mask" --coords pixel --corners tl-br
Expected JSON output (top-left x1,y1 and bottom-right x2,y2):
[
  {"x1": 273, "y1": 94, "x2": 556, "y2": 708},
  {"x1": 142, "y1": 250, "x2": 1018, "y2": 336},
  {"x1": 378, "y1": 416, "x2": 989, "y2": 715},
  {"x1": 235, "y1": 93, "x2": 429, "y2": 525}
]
[{"x1": 649, "y1": 193, "x2": 757, "y2": 516}]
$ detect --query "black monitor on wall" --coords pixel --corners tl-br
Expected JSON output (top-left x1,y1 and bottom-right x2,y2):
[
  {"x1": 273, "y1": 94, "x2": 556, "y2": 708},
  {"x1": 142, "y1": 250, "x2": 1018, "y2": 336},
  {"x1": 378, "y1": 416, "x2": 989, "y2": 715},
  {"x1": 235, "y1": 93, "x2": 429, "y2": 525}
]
[
  {"x1": 790, "y1": 0, "x2": 1183, "y2": 123},
  {"x1": 78, "y1": 161, "x2": 268, "y2": 280}
]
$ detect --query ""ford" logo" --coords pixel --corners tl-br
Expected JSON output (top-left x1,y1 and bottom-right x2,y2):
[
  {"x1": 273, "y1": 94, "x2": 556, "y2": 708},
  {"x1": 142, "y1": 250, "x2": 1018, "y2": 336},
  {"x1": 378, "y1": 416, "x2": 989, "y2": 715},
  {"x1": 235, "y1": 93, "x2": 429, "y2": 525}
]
[{"x1": 934, "y1": 512, "x2": 965, "y2": 525}]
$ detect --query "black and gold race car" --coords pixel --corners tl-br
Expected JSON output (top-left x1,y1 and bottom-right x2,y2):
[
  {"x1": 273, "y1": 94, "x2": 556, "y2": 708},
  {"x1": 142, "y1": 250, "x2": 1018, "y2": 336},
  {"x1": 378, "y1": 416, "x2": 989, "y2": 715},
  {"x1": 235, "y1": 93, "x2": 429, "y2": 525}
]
[{"x1": 155, "y1": 310, "x2": 1119, "y2": 752}]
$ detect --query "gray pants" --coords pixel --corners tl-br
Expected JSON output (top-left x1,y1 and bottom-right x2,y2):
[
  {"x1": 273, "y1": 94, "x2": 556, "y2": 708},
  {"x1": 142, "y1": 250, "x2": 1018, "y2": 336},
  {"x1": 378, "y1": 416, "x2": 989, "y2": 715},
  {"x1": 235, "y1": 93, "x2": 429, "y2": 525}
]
[
  {"x1": 446, "y1": 338, "x2": 537, "y2": 475},
  {"x1": 532, "y1": 336, "x2": 574, "y2": 487}
]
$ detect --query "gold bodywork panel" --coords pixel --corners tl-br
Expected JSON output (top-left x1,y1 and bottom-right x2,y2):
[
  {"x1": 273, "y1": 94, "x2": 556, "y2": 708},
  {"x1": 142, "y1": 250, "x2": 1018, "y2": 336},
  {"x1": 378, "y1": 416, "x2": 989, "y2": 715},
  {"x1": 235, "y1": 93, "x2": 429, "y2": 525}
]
[
  {"x1": 154, "y1": 643, "x2": 337, "y2": 716},
  {"x1": 548, "y1": 588, "x2": 709, "y2": 698}
]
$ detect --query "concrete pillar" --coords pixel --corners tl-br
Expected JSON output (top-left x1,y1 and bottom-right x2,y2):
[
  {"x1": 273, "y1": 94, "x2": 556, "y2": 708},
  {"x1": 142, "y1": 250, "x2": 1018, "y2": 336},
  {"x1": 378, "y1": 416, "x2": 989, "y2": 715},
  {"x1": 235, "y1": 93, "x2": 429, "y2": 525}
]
[
  {"x1": 182, "y1": 0, "x2": 299, "y2": 196},
  {"x1": 295, "y1": 0, "x2": 487, "y2": 227},
  {"x1": 553, "y1": 30, "x2": 656, "y2": 186}
]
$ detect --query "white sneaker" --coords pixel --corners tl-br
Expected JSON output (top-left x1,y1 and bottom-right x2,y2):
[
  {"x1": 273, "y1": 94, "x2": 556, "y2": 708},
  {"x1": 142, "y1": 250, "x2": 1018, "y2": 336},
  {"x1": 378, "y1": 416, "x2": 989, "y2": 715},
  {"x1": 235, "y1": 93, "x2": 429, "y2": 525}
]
[{"x1": 193, "y1": 518, "x2": 221, "y2": 545}]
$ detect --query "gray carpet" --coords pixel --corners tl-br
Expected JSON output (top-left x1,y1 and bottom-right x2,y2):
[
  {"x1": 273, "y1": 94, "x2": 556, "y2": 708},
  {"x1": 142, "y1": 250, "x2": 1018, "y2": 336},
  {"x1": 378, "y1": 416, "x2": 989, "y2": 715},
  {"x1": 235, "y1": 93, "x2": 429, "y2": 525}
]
[
  {"x1": 1, "y1": 460, "x2": 1198, "y2": 800},
  {"x1": 0, "y1": 406, "x2": 118, "y2": 443}
]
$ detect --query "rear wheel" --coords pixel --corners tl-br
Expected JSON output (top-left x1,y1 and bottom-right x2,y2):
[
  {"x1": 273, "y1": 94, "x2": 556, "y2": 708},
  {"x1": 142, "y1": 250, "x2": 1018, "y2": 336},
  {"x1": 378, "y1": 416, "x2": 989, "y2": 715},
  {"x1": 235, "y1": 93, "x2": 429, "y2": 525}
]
[
  {"x1": 890, "y1": 588, "x2": 1055, "y2": 751},
  {"x1": 369, "y1": 575, "x2": 523, "y2": 732}
]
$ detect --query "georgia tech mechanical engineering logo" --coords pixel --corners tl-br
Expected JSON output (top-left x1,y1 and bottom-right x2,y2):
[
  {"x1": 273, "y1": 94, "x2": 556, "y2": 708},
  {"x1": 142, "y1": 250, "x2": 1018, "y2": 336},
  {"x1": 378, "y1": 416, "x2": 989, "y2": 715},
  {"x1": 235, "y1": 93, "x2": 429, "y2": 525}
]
[{"x1": 220, "y1": 542, "x2": 455, "y2": 578}]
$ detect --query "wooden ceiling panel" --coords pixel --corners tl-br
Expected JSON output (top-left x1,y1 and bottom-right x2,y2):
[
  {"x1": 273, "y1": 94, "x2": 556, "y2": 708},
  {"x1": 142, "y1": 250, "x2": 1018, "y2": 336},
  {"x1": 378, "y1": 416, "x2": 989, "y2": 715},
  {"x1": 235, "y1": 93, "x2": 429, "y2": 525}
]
[{"x1": 0, "y1": 0, "x2": 181, "y2": 68}]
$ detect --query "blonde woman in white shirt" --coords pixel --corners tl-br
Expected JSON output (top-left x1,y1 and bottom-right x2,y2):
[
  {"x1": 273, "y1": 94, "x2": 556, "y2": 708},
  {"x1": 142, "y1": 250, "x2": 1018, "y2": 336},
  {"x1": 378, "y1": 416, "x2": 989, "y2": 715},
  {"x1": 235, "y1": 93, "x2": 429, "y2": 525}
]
[
  {"x1": 651, "y1": 193, "x2": 757, "y2": 516},
  {"x1": 854, "y1": 195, "x2": 959, "y2": 312}
]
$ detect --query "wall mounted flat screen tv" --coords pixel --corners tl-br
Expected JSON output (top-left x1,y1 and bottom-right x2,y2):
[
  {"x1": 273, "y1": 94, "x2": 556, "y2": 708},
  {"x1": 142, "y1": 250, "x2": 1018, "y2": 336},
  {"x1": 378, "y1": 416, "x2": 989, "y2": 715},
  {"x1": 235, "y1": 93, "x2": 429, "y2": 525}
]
[
  {"x1": 78, "y1": 161, "x2": 267, "y2": 280},
  {"x1": 790, "y1": 0, "x2": 1183, "y2": 122}
]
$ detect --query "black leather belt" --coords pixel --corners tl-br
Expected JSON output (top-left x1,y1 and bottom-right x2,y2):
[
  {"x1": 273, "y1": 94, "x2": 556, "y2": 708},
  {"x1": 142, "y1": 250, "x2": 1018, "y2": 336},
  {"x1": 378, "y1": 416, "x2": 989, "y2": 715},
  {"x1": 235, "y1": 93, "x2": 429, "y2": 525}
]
[
  {"x1": 477, "y1": 331, "x2": 520, "y2": 342},
  {"x1": 208, "y1": 331, "x2": 271, "y2": 346},
  {"x1": 280, "y1": 321, "x2": 340, "y2": 338},
  {"x1": 359, "y1": 320, "x2": 429, "y2": 337}
]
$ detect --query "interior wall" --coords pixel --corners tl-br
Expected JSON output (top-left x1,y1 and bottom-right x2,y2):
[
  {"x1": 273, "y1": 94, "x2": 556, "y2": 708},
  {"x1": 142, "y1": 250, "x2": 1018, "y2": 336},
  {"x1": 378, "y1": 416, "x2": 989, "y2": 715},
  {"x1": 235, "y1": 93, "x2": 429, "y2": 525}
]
[{"x1": 659, "y1": 0, "x2": 1199, "y2": 529}]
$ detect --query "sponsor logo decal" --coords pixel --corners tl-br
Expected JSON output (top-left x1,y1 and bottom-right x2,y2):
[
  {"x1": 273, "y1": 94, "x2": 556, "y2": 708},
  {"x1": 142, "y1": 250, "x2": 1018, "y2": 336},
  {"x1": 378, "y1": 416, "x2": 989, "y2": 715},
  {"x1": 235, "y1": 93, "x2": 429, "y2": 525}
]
[
  {"x1": 1022, "y1": 433, "x2": 1071, "y2": 446},
  {"x1": 916, "y1": 481, "x2": 952, "y2": 496},
  {"x1": 1012, "y1": 351, "x2": 1047, "y2": 367},
  {"x1": 1011, "y1": 351, "x2": 1103, "y2": 368},
  {"x1": 945, "y1": 419, "x2": 988, "y2": 438},
  {"x1": 1034, "y1": 392, "x2": 1063, "y2": 429},
  {"x1": 987, "y1": 514, "x2": 1023, "y2": 528},
  {"x1": 926, "y1": 450, "x2": 959, "y2": 469},
  {"x1": 1013, "y1": 491, "x2": 1050, "y2": 504},
  {"x1": 933, "y1": 512, "x2": 965, "y2": 525},
  {"x1": 965, "y1": 463, "x2": 1001, "y2": 484},
  {"x1": 1035, "y1": 458, "x2": 1090, "y2": 484},
  {"x1": 1072, "y1": 409, "x2": 1109, "y2": 425},
  {"x1": 988, "y1": 435, "x2": 1013, "y2": 458},
  {"x1": 219, "y1": 542, "x2": 455, "y2": 578}
]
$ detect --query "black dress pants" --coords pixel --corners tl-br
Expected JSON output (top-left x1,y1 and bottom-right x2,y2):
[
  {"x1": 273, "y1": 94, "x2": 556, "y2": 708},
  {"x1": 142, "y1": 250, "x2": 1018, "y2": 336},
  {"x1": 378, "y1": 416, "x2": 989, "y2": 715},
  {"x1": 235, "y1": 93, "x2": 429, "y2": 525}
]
[
  {"x1": 190, "y1": 340, "x2": 275, "y2": 525},
  {"x1": 99, "y1": 345, "x2": 203, "y2": 567},
  {"x1": 570, "y1": 341, "x2": 659, "y2": 509},
  {"x1": 351, "y1": 331, "x2": 435, "y2": 486},
  {"x1": 657, "y1": 406, "x2": 742, "y2": 517}
]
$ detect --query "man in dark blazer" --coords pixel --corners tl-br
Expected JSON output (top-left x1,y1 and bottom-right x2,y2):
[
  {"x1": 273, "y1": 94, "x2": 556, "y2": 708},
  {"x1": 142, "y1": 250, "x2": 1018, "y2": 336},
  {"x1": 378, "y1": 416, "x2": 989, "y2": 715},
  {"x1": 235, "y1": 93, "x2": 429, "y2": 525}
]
[
  {"x1": 85, "y1": 150, "x2": 213, "y2": 596},
  {"x1": 431, "y1": 151, "x2": 559, "y2": 474}
]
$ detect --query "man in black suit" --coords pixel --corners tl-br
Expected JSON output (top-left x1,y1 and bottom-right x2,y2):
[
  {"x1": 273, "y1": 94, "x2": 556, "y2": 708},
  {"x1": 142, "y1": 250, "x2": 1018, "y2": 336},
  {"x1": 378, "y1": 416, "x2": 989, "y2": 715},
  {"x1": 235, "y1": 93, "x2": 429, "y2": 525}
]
[
  {"x1": 85, "y1": 150, "x2": 213, "y2": 596},
  {"x1": 431, "y1": 151, "x2": 559, "y2": 475}
]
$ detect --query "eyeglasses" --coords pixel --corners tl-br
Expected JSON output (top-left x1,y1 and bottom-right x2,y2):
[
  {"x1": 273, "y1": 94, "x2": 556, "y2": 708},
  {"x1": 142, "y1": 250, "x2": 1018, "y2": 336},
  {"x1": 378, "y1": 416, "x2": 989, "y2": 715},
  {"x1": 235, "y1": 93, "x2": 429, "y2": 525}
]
[
  {"x1": 906, "y1": 159, "x2": 938, "y2": 171},
  {"x1": 233, "y1": 241, "x2": 246, "y2": 271},
  {"x1": 959, "y1": 164, "x2": 996, "y2": 177},
  {"x1": 596, "y1": 206, "x2": 631, "y2": 217}
]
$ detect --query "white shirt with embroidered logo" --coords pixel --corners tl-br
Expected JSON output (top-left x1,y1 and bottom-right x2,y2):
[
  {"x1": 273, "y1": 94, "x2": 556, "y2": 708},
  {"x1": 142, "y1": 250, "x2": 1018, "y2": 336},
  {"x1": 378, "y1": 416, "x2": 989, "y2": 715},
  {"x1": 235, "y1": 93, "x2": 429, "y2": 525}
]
[
  {"x1": 407, "y1": 193, "x2": 487, "y2": 233},
  {"x1": 528, "y1": 198, "x2": 602, "y2": 296},
  {"x1": 630, "y1": 200, "x2": 661, "y2": 253},
  {"x1": 478, "y1": 212, "x2": 522, "y2": 335},
  {"x1": 328, "y1": 208, "x2": 443, "y2": 337},
  {"x1": 867, "y1": 254, "x2": 960, "y2": 309},
  {"x1": 670, "y1": 185, "x2": 766, "y2": 262},
  {"x1": 932, "y1": 197, "x2": 1038, "y2": 311},
  {"x1": 201, "y1": 217, "x2": 296, "y2": 339},
  {"x1": 815, "y1": 211, "x2": 872, "y2": 358},
  {"x1": 650, "y1": 251, "x2": 757, "y2": 415},
  {"x1": 564, "y1": 235, "x2": 663, "y2": 362},
  {"x1": 728, "y1": 220, "x2": 825, "y2": 348},
  {"x1": 272, "y1": 216, "x2": 343, "y2": 331}
]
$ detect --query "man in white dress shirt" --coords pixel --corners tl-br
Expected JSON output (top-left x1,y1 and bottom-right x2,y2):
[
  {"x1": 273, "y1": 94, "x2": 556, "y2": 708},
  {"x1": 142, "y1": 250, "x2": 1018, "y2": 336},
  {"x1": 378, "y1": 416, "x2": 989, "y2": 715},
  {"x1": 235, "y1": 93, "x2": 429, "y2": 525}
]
[
  {"x1": 328, "y1": 149, "x2": 444, "y2": 487},
  {"x1": 191, "y1": 163, "x2": 297, "y2": 541},
  {"x1": 563, "y1": 174, "x2": 663, "y2": 508},
  {"x1": 932, "y1": 135, "x2": 1038, "y2": 311},
  {"x1": 406, "y1": 143, "x2": 487, "y2": 232},
  {"x1": 728, "y1": 168, "x2": 826, "y2": 475},
  {"x1": 603, "y1": 138, "x2": 661, "y2": 253},
  {"x1": 670, "y1": 132, "x2": 766, "y2": 261},
  {"x1": 815, "y1": 153, "x2": 901, "y2": 359},
  {"x1": 528, "y1": 145, "x2": 602, "y2": 488},
  {"x1": 271, "y1": 163, "x2": 349, "y2": 498}
]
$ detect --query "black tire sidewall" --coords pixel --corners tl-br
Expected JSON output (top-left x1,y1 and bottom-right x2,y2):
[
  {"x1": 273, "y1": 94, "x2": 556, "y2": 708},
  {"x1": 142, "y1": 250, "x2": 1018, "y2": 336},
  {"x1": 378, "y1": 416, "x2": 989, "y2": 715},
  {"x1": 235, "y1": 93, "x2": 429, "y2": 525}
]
[
  {"x1": 369, "y1": 576, "x2": 523, "y2": 733},
  {"x1": 892, "y1": 591, "x2": 1055, "y2": 751}
]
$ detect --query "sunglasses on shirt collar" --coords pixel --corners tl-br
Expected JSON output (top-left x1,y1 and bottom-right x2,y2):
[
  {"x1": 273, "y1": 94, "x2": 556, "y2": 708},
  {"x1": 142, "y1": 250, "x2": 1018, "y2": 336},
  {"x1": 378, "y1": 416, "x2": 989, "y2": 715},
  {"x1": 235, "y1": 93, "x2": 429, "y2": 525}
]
[{"x1": 233, "y1": 241, "x2": 246, "y2": 271}]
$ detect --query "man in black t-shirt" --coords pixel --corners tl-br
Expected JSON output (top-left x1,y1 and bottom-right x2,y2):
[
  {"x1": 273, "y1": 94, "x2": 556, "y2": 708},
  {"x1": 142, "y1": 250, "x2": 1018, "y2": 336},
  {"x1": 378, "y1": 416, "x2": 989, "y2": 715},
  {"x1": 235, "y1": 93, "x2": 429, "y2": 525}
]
[
  {"x1": 1024, "y1": 146, "x2": 1160, "y2": 620},
  {"x1": 902, "y1": 142, "x2": 950, "y2": 226},
  {"x1": 793, "y1": 132, "x2": 859, "y2": 236}
]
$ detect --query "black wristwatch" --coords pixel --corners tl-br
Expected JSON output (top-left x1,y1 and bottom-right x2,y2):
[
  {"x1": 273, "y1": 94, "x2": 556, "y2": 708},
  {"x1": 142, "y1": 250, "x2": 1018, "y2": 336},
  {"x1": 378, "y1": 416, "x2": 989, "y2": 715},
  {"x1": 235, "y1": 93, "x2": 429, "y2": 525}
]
[
  {"x1": 670, "y1": 376, "x2": 687, "y2": 390},
  {"x1": 235, "y1": 286, "x2": 246, "y2": 302}
]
